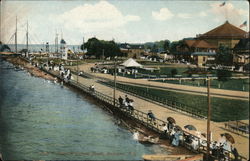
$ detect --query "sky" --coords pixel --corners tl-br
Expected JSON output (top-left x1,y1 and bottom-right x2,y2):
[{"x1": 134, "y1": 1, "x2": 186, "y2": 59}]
[{"x1": 0, "y1": 0, "x2": 249, "y2": 45}]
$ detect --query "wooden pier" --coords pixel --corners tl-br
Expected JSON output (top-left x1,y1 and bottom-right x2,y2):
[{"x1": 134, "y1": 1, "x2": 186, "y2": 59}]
[{"x1": 41, "y1": 68, "x2": 247, "y2": 161}]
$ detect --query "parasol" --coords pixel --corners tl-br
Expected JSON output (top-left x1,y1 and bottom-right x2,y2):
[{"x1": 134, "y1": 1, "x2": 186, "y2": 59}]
[
  {"x1": 184, "y1": 125, "x2": 197, "y2": 131},
  {"x1": 174, "y1": 125, "x2": 182, "y2": 131},
  {"x1": 224, "y1": 133, "x2": 235, "y2": 144},
  {"x1": 167, "y1": 117, "x2": 176, "y2": 124}
]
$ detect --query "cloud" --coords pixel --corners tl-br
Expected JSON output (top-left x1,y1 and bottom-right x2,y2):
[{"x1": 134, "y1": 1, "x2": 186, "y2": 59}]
[
  {"x1": 209, "y1": 2, "x2": 249, "y2": 25},
  {"x1": 198, "y1": 11, "x2": 207, "y2": 17},
  {"x1": 177, "y1": 13, "x2": 192, "y2": 19},
  {"x1": 152, "y1": 8, "x2": 174, "y2": 21},
  {"x1": 51, "y1": 1, "x2": 140, "y2": 33}
]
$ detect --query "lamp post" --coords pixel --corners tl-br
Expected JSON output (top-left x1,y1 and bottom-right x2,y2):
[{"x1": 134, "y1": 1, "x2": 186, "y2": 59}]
[
  {"x1": 113, "y1": 56, "x2": 117, "y2": 106},
  {"x1": 206, "y1": 77, "x2": 211, "y2": 160}
]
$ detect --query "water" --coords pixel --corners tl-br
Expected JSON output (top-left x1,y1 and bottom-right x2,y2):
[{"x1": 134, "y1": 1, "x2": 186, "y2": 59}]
[
  {"x1": 7, "y1": 44, "x2": 82, "y2": 53},
  {"x1": 0, "y1": 58, "x2": 169, "y2": 160}
]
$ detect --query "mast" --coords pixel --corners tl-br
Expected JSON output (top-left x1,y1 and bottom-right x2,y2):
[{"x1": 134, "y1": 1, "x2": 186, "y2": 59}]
[
  {"x1": 15, "y1": 16, "x2": 17, "y2": 54},
  {"x1": 55, "y1": 29, "x2": 58, "y2": 53},
  {"x1": 26, "y1": 21, "x2": 28, "y2": 55}
]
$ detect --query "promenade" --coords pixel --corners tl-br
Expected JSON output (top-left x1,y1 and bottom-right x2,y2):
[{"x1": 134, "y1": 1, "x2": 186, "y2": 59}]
[
  {"x1": 73, "y1": 63, "x2": 249, "y2": 101},
  {"x1": 66, "y1": 63, "x2": 249, "y2": 159}
]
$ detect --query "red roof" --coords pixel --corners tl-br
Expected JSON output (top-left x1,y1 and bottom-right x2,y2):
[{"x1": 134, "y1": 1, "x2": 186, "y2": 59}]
[
  {"x1": 185, "y1": 40, "x2": 217, "y2": 49},
  {"x1": 199, "y1": 21, "x2": 247, "y2": 39}
]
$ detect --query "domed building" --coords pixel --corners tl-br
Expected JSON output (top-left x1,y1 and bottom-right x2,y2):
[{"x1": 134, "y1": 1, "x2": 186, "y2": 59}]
[{"x1": 197, "y1": 21, "x2": 247, "y2": 49}]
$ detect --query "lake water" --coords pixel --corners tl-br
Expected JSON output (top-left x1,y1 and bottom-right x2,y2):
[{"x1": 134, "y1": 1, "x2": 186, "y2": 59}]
[{"x1": 0, "y1": 58, "x2": 169, "y2": 160}]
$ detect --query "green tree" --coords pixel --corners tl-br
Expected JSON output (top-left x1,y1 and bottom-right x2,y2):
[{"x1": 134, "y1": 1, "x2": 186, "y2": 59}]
[
  {"x1": 163, "y1": 40, "x2": 170, "y2": 51},
  {"x1": 217, "y1": 69, "x2": 232, "y2": 81},
  {"x1": 216, "y1": 45, "x2": 233, "y2": 66},
  {"x1": 171, "y1": 68, "x2": 178, "y2": 77},
  {"x1": 84, "y1": 38, "x2": 121, "y2": 58}
]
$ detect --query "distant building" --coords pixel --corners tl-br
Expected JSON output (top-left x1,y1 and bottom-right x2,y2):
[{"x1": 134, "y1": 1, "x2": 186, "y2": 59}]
[
  {"x1": 176, "y1": 21, "x2": 247, "y2": 66},
  {"x1": 119, "y1": 43, "x2": 145, "y2": 59},
  {"x1": 176, "y1": 39, "x2": 217, "y2": 66},
  {"x1": 233, "y1": 38, "x2": 250, "y2": 65},
  {"x1": 197, "y1": 21, "x2": 247, "y2": 49}
]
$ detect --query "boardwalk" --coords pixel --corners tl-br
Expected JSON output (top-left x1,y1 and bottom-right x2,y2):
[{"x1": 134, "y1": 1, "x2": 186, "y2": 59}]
[{"x1": 66, "y1": 71, "x2": 249, "y2": 159}]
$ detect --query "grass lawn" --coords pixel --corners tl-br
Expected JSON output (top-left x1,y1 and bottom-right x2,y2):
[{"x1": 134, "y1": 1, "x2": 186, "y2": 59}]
[
  {"x1": 111, "y1": 82, "x2": 249, "y2": 122},
  {"x1": 156, "y1": 78, "x2": 249, "y2": 91}
]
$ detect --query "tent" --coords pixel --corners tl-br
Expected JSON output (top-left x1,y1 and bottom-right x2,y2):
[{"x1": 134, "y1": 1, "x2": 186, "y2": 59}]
[{"x1": 120, "y1": 58, "x2": 143, "y2": 68}]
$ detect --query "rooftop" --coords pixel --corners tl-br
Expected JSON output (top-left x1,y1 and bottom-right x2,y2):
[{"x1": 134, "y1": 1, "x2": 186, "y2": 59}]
[{"x1": 198, "y1": 21, "x2": 247, "y2": 39}]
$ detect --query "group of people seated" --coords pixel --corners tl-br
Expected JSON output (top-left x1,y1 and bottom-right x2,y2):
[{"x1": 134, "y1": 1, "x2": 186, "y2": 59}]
[
  {"x1": 159, "y1": 120, "x2": 239, "y2": 160},
  {"x1": 118, "y1": 95, "x2": 134, "y2": 112}
]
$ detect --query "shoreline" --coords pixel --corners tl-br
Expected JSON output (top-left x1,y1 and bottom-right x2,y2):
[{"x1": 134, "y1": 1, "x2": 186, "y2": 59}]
[{"x1": 4, "y1": 56, "x2": 55, "y2": 81}]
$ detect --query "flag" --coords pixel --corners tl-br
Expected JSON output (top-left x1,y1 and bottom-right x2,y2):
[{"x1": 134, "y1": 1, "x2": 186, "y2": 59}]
[
  {"x1": 219, "y1": 2, "x2": 226, "y2": 7},
  {"x1": 240, "y1": 21, "x2": 247, "y2": 28}
]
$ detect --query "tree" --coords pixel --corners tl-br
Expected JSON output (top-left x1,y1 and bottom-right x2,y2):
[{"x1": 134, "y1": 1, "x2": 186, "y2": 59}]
[
  {"x1": 163, "y1": 40, "x2": 170, "y2": 51},
  {"x1": 171, "y1": 68, "x2": 178, "y2": 77},
  {"x1": 84, "y1": 37, "x2": 121, "y2": 58},
  {"x1": 170, "y1": 41, "x2": 180, "y2": 53},
  {"x1": 217, "y1": 69, "x2": 232, "y2": 81},
  {"x1": 216, "y1": 45, "x2": 233, "y2": 66}
]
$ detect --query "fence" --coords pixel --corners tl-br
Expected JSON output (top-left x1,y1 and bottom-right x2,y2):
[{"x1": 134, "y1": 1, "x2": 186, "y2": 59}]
[
  {"x1": 225, "y1": 121, "x2": 249, "y2": 135},
  {"x1": 99, "y1": 81, "x2": 207, "y2": 119}
]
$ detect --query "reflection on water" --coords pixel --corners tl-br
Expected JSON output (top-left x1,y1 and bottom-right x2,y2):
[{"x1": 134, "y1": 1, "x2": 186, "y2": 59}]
[{"x1": 0, "y1": 59, "x2": 169, "y2": 160}]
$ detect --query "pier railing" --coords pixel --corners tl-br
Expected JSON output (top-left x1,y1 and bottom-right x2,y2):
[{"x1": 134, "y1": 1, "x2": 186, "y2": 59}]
[
  {"x1": 99, "y1": 80, "x2": 206, "y2": 119},
  {"x1": 41, "y1": 68, "x2": 247, "y2": 161},
  {"x1": 67, "y1": 79, "x2": 246, "y2": 161}
]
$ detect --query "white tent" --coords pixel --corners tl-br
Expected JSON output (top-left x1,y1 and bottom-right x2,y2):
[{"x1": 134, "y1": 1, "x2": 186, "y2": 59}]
[{"x1": 120, "y1": 58, "x2": 143, "y2": 68}]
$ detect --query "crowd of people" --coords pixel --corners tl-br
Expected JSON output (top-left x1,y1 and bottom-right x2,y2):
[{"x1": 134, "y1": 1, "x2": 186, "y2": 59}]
[
  {"x1": 117, "y1": 95, "x2": 239, "y2": 161},
  {"x1": 118, "y1": 95, "x2": 134, "y2": 112}
]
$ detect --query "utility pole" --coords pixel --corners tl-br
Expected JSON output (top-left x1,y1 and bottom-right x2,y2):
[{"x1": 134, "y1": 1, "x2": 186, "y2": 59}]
[
  {"x1": 15, "y1": 16, "x2": 17, "y2": 54},
  {"x1": 113, "y1": 56, "x2": 117, "y2": 106},
  {"x1": 206, "y1": 77, "x2": 211, "y2": 161}
]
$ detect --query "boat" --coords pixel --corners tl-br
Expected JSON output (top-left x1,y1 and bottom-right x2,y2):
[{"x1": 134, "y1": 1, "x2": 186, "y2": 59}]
[
  {"x1": 138, "y1": 136, "x2": 159, "y2": 144},
  {"x1": 142, "y1": 154, "x2": 203, "y2": 161}
]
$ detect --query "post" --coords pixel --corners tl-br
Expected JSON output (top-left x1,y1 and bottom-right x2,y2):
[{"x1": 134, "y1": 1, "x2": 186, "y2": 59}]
[
  {"x1": 113, "y1": 56, "x2": 117, "y2": 106},
  {"x1": 102, "y1": 49, "x2": 104, "y2": 63},
  {"x1": 206, "y1": 77, "x2": 211, "y2": 160}
]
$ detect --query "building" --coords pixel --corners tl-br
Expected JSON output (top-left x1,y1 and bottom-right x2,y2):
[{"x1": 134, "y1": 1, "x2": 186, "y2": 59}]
[
  {"x1": 197, "y1": 21, "x2": 247, "y2": 49},
  {"x1": 176, "y1": 39, "x2": 217, "y2": 65},
  {"x1": 233, "y1": 38, "x2": 250, "y2": 65},
  {"x1": 191, "y1": 52, "x2": 216, "y2": 66},
  {"x1": 176, "y1": 21, "x2": 247, "y2": 66},
  {"x1": 119, "y1": 43, "x2": 145, "y2": 58}
]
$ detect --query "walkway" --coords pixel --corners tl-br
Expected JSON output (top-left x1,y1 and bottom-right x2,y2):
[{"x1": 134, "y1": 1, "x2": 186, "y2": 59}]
[
  {"x1": 68, "y1": 63, "x2": 249, "y2": 101},
  {"x1": 69, "y1": 72, "x2": 249, "y2": 159}
]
